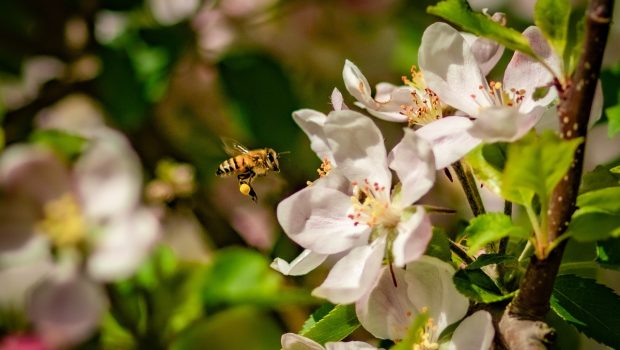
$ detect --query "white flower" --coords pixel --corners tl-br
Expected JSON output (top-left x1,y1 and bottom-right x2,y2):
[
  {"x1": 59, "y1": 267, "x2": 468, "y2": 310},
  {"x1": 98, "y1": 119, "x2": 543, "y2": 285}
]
[
  {"x1": 356, "y1": 256, "x2": 495, "y2": 350},
  {"x1": 281, "y1": 333, "x2": 380, "y2": 350},
  {"x1": 274, "y1": 109, "x2": 435, "y2": 303},
  {"x1": 416, "y1": 22, "x2": 561, "y2": 169}
]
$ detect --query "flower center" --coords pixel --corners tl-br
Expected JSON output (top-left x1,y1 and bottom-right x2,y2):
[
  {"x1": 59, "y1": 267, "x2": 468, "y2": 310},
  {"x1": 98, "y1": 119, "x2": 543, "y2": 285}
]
[
  {"x1": 317, "y1": 158, "x2": 332, "y2": 177},
  {"x1": 402, "y1": 66, "x2": 442, "y2": 126},
  {"x1": 37, "y1": 193, "x2": 86, "y2": 247},
  {"x1": 348, "y1": 179, "x2": 400, "y2": 229},
  {"x1": 412, "y1": 316, "x2": 439, "y2": 350},
  {"x1": 474, "y1": 81, "x2": 526, "y2": 108}
]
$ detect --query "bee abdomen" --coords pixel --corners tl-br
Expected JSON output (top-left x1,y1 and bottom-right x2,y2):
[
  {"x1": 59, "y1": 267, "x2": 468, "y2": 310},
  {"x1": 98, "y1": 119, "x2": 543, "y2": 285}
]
[{"x1": 216, "y1": 158, "x2": 235, "y2": 176}]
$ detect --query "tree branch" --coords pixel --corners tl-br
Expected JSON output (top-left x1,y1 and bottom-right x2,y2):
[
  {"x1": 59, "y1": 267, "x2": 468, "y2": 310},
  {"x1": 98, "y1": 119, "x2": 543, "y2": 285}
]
[{"x1": 501, "y1": 0, "x2": 615, "y2": 348}]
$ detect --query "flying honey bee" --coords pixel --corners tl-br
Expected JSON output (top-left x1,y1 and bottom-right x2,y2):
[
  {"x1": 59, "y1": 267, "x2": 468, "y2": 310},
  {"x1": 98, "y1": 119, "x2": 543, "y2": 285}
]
[{"x1": 215, "y1": 137, "x2": 281, "y2": 202}]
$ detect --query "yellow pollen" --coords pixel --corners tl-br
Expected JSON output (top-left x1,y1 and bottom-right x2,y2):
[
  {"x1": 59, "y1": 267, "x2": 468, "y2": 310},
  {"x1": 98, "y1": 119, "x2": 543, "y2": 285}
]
[
  {"x1": 402, "y1": 65, "x2": 426, "y2": 90},
  {"x1": 317, "y1": 159, "x2": 332, "y2": 177},
  {"x1": 412, "y1": 313, "x2": 439, "y2": 350},
  {"x1": 348, "y1": 179, "x2": 400, "y2": 229},
  {"x1": 404, "y1": 88, "x2": 443, "y2": 127},
  {"x1": 239, "y1": 183, "x2": 252, "y2": 196},
  {"x1": 37, "y1": 193, "x2": 86, "y2": 247}
]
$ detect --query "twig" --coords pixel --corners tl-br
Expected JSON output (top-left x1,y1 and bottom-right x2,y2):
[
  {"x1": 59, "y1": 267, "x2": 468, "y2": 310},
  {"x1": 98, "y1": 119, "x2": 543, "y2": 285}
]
[{"x1": 451, "y1": 160, "x2": 486, "y2": 217}]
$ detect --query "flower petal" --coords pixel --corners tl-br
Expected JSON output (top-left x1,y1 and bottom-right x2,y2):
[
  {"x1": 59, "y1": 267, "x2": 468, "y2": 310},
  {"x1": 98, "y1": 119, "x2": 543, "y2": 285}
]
[
  {"x1": 293, "y1": 109, "x2": 334, "y2": 164},
  {"x1": 271, "y1": 249, "x2": 328, "y2": 276},
  {"x1": 343, "y1": 60, "x2": 375, "y2": 107},
  {"x1": 503, "y1": 26, "x2": 561, "y2": 114},
  {"x1": 326, "y1": 341, "x2": 379, "y2": 350},
  {"x1": 312, "y1": 237, "x2": 386, "y2": 304},
  {"x1": 0, "y1": 194, "x2": 39, "y2": 252},
  {"x1": 277, "y1": 184, "x2": 368, "y2": 255},
  {"x1": 331, "y1": 88, "x2": 349, "y2": 111},
  {"x1": 461, "y1": 33, "x2": 505, "y2": 76},
  {"x1": 0, "y1": 145, "x2": 70, "y2": 204},
  {"x1": 469, "y1": 106, "x2": 543, "y2": 142},
  {"x1": 365, "y1": 84, "x2": 412, "y2": 123},
  {"x1": 281, "y1": 333, "x2": 324, "y2": 350},
  {"x1": 324, "y1": 110, "x2": 390, "y2": 187},
  {"x1": 28, "y1": 273, "x2": 106, "y2": 349},
  {"x1": 355, "y1": 265, "x2": 416, "y2": 340},
  {"x1": 445, "y1": 310, "x2": 494, "y2": 350},
  {"x1": 392, "y1": 208, "x2": 432, "y2": 267},
  {"x1": 416, "y1": 116, "x2": 482, "y2": 169},
  {"x1": 419, "y1": 23, "x2": 493, "y2": 116},
  {"x1": 389, "y1": 128, "x2": 436, "y2": 206},
  {"x1": 87, "y1": 208, "x2": 161, "y2": 282},
  {"x1": 75, "y1": 130, "x2": 142, "y2": 222},
  {"x1": 404, "y1": 257, "x2": 468, "y2": 333}
]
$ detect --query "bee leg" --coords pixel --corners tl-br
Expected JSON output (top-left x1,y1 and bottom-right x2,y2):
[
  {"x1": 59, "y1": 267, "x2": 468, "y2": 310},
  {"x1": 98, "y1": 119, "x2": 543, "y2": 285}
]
[{"x1": 237, "y1": 171, "x2": 258, "y2": 202}]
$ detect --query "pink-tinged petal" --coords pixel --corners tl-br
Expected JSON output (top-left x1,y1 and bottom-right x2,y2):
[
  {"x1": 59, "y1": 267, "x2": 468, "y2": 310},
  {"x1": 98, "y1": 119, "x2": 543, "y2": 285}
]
[
  {"x1": 331, "y1": 88, "x2": 349, "y2": 111},
  {"x1": 461, "y1": 33, "x2": 505, "y2": 76},
  {"x1": 0, "y1": 334, "x2": 49, "y2": 350},
  {"x1": 388, "y1": 128, "x2": 436, "y2": 206},
  {"x1": 419, "y1": 23, "x2": 493, "y2": 116},
  {"x1": 87, "y1": 208, "x2": 160, "y2": 282},
  {"x1": 0, "y1": 195, "x2": 40, "y2": 252},
  {"x1": 364, "y1": 84, "x2": 411, "y2": 123},
  {"x1": 416, "y1": 117, "x2": 482, "y2": 169},
  {"x1": 75, "y1": 131, "x2": 142, "y2": 222},
  {"x1": 0, "y1": 145, "x2": 70, "y2": 204},
  {"x1": 281, "y1": 333, "x2": 324, "y2": 350},
  {"x1": 277, "y1": 185, "x2": 368, "y2": 255},
  {"x1": 503, "y1": 26, "x2": 561, "y2": 114},
  {"x1": 324, "y1": 110, "x2": 391, "y2": 187},
  {"x1": 469, "y1": 106, "x2": 544, "y2": 142},
  {"x1": 355, "y1": 266, "x2": 415, "y2": 340},
  {"x1": 292, "y1": 109, "x2": 334, "y2": 164},
  {"x1": 446, "y1": 311, "x2": 494, "y2": 350},
  {"x1": 312, "y1": 237, "x2": 386, "y2": 304},
  {"x1": 392, "y1": 208, "x2": 432, "y2": 267},
  {"x1": 343, "y1": 60, "x2": 375, "y2": 107},
  {"x1": 28, "y1": 273, "x2": 106, "y2": 349},
  {"x1": 271, "y1": 249, "x2": 328, "y2": 276},
  {"x1": 325, "y1": 341, "x2": 379, "y2": 350},
  {"x1": 404, "y1": 257, "x2": 468, "y2": 333}
]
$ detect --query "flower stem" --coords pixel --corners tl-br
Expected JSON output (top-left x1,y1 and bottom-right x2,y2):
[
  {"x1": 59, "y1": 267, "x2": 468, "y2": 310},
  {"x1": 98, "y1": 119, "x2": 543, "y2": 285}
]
[
  {"x1": 449, "y1": 240, "x2": 474, "y2": 264},
  {"x1": 451, "y1": 161, "x2": 486, "y2": 217}
]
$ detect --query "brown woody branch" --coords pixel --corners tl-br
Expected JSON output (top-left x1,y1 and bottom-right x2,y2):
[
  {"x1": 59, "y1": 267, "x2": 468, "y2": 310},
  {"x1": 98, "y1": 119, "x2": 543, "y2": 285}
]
[{"x1": 500, "y1": 0, "x2": 615, "y2": 348}]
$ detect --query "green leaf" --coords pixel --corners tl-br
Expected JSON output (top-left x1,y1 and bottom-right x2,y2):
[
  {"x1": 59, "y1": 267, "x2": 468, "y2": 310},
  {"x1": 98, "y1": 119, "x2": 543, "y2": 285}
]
[
  {"x1": 580, "y1": 164, "x2": 620, "y2": 194},
  {"x1": 300, "y1": 304, "x2": 360, "y2": 344},
  {"x1": 577, "y1": 187, "x2": 620, "y2": 214},
  {"x1": 568, "y1": 207, "x2": 620, "y2": 242},
  {"x1": 597, "y1": 238, "x2": 620, "y2": 269},
  {"x1": 534, "y1": 0, "x2": 571, "y2": 59},
  {"x1": 606, "y1": 104, "x2": 620, "y2": 137},
  {"x1": 29, "y1": 129, "x2": 87, "y2": 161},
  {"x1": 466, "y1": 253, "x2": 516, "y2": 270},
  {"x1": 390, "y1": 311, "x2": 429, "y2": 350},
  {"x1": 427, "y1": 0, "x2": 534, "y2": 57},
  {"x1": 464, "y1": 213, "x2": 529, "y2": 253},
  {"x1": 551, "y1": 275, "x2": 620, "y2": 348},
  {"x1": 426, "y1": 227, "x2": 451, "y2": 261},
  {"x1": 502, "y1": 131, "x2": 582, "y2": 206},
  {"x1": 465, "y1": 144, "x2": 505, "y2": 195},
  {"x1": 300, "y1": 304, "x2": 336, "y2": 334},
  {"x1": 453, "y1": 269, "x2": 516, "y2": 303}
]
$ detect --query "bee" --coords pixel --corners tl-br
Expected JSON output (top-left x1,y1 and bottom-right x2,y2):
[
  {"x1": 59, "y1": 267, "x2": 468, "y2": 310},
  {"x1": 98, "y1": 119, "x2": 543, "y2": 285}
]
[{"x1": 215, "y1": 137, "x2": 281, "y2": 202}]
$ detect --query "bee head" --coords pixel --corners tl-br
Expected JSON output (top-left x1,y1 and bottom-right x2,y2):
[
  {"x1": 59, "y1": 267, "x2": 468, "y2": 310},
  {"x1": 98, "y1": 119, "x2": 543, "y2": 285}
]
[{"x1": 266, "y1": 148, "x2": 280, "y2": 172}]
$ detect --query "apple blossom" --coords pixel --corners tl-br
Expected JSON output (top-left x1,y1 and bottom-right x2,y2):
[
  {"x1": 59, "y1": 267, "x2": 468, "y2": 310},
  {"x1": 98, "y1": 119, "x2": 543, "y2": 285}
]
[
  {"x1": 274, "y1": 109, "x2": 436, "y2": 304},
  {"x1": 356, "y1": 256, "x2": 494, "y2": 350},
  {"x1": 281, "y1": 333, "x2": 380, "y2": 350}
]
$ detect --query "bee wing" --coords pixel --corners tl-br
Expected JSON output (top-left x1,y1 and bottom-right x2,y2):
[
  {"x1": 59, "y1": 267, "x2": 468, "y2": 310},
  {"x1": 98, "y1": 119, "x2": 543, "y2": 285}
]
[{"x1": 221, "y1": 137, "x2": 250, "y2": 156}]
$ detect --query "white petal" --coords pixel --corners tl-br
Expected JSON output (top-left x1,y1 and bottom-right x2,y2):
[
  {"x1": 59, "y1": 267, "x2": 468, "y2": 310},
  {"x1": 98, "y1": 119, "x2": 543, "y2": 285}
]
[
  {"x1": 405, "y1": 257, "x2": 468, "y2": 333},
  {"x1": 416, "y1": 117, "x2": 482, "y2": 169},
  {"x1": 419, "y1": 23, "x2": 493, "y2": 116},
  {"x1": 461, "y1": 33, "x2": 505, "y2": 76},
  {"x1": 281, "y1": 333, "x2": 324, "y2": 350},
  {"x1": 392, "y1": 208, "x2": 432, "y2": 267},
  {"x1": 312, "y1": 237, "x2": 386, "y2": 304},
  {"x1": 87, "y1": 208, "x2": 161, "y2": 281},
  {"x1": 28, "y1": 273, "x2": 106, "y2": 348},
  {"x1": 271, "y1": 249, "x2": 328, "y2": 276},
  {"x1": 324, "y1": 110, "x2": 391, "y2": 187},
  {"x1": 0, "y1": 145, "x2": 70, "y2": 204},
  {"x1": 388, "y1": 128, "x2": 436, "y2": 206},
  {"x1": 343, "y1": 60, "x2": 375, "y2": 107},
  {"x1": 503, "y1": 26, "x2": 561, "y2": 114},
  {"x1": 468, "y1": 106, "x2": 543, "y2": 142},
  {"x1": 446, "y1": 310, "x2": 494, "y2": 350},
  {"x1": 355, "y1": 265, "x2": 416, "y2": 340},
  {"x1": 326, "y1": 341, "x2": 379, "y2": 350},
  {"x1": 0, "y1": 194, "x2": 39, "y2": 252},
  {"x1": 365, "y1": 84, "x2": 412, "y2": 123},
  {"x1": 331, "y1": 88, "x2": 349, "y2": 111},
  {"x1": 293, "y1": 109, "x2": 334, "y2": 164},
  {"x1": 75, "y1": 131, "x2": 142, "y2": 222},
  {"x1": 277, "y1": 185, "x2": 368, "y2": 255}
]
